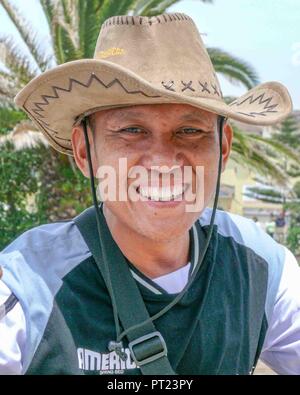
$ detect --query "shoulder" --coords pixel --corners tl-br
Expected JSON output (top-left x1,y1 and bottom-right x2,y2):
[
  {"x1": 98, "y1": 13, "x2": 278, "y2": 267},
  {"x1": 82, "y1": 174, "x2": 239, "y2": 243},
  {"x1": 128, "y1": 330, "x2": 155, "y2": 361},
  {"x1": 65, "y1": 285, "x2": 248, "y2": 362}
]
[
  {"x1": 0, "y1": 280, "x2": 26, "y2": 374},
  {"x1": 199, "y1": 208, "x2": 285, "y2": 263},
  {"x1": 0, "y1": 219, "x2": 91, "y2": 290},
  {"x1": 199, "y1": 208, "x2": 288, "y2": 322},
  {"x1": 0, "y1": 219, "x2": 92, "y2": 373},
  {"x1": 0, "y1": 219, "x2": 92, "y2": 299}
]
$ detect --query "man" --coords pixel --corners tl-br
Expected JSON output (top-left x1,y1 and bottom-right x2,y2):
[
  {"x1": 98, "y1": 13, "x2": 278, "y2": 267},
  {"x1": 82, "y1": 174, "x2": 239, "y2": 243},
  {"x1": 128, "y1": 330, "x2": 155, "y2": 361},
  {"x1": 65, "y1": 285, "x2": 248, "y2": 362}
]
[
  {"x1": 275, "y1": 212, "x2": 287, "y2": 244},
  {"x1": 266, "y1": 214, "x2": 276, "y2": 239},
  {"x1": 0, "y1": 13, "x2": 299, "y2": 375}
]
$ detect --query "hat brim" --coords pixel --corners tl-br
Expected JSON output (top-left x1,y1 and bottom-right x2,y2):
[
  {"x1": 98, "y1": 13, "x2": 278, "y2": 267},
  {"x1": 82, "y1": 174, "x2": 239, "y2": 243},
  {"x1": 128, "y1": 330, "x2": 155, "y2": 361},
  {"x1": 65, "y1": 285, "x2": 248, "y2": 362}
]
[{"x1": 15, "y1": 59, "x2": 293, "y2": 156}]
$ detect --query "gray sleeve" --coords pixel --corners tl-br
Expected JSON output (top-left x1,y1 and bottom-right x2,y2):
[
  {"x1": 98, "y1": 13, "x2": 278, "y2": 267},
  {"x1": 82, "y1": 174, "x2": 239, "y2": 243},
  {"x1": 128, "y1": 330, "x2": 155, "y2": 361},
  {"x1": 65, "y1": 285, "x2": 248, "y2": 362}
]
[
  {"x1": 0, "y1": 279, "x2": 26, "y2": 375},
  {"x1": 260, "y1": 247, "x2": 300, "y2": 375}
]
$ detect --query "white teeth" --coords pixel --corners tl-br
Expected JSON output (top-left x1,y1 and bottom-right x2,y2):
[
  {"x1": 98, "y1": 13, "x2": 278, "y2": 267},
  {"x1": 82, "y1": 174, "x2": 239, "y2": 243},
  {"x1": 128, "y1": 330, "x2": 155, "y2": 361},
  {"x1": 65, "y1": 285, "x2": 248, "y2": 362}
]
[{"x1": 138, "y1": 186, "x2": 185, "y2": 201}]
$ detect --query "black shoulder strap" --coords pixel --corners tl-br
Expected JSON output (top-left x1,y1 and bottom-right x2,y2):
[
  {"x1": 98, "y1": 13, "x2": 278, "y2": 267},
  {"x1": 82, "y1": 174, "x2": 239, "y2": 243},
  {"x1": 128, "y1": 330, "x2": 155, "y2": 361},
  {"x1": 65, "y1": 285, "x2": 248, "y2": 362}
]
[{"x1": 74, "y1": 206, "x2": 176, "y2": 375}]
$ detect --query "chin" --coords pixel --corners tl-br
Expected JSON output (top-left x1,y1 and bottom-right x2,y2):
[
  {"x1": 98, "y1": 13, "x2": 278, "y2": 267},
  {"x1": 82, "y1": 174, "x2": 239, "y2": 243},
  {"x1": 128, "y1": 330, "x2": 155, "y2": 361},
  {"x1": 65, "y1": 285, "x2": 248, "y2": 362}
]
[{"x1": 130, "y1": 212, "x2": 195, "y2": 242}]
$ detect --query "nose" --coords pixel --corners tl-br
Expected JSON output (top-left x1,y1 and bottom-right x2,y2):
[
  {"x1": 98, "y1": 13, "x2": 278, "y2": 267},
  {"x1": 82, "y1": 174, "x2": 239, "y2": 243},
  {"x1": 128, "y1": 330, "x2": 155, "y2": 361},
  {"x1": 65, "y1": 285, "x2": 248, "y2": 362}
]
[{"x1": 140, "y1": 138, "x2": 185, "y2": 169}]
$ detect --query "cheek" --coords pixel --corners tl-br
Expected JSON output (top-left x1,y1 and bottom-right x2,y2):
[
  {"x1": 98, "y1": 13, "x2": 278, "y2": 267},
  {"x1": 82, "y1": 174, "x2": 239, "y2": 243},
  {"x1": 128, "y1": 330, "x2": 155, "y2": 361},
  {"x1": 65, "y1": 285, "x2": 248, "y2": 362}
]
[
  {"x1": 94, "y1": 135, "x2": 139, "y2": 166},
  {"x1": 190, "y1": 141, "x2": 219, "y2": 200},
  {"x1": 190, "y1": 139, "x2": 219, "y2": 171},
  {"x1": 93, "y1": 144, "x2": 140, "y2": 199}
]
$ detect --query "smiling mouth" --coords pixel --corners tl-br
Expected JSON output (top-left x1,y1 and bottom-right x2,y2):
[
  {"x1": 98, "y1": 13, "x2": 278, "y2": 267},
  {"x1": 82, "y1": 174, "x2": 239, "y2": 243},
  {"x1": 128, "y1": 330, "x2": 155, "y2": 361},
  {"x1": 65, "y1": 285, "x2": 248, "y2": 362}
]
[{"x1": 136, "y1": 185, "x2": 189, "y2": 202}]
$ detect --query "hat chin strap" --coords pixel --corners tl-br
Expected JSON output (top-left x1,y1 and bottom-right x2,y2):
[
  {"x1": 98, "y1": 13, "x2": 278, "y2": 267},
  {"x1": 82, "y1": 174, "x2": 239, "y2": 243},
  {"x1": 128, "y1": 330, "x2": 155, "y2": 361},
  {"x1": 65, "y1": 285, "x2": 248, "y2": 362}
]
[{"x1": 82, "y1": 115, "x2": 225, "y2": 345}]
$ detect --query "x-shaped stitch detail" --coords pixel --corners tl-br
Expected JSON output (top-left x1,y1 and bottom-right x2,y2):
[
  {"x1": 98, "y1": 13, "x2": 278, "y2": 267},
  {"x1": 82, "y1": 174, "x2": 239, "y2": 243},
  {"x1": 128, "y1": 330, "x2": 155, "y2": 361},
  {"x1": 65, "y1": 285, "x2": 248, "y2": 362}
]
[
  {"x1": 211, "y1": 83, "x2": 220, "y2": 96},
  {"x1": 161, "y1": 80, "x2": 175, "y2": 91},
  {"x1": 181, "y1": 80, "x2": 195, "y2": 92},
  {"x1": 198, "y1": 81, "x2": 210, "y2": 94}
]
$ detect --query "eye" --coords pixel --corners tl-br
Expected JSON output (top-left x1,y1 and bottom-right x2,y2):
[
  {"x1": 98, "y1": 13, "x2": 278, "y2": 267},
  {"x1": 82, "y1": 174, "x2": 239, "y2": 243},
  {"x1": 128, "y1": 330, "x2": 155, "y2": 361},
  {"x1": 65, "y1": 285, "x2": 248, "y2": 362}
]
[
  {"x1": 176, "y1": 128, "x2": 204, "y2": 135},
  {"x1": 120, "y1": 127, "x2": 145, "y2": 134}
]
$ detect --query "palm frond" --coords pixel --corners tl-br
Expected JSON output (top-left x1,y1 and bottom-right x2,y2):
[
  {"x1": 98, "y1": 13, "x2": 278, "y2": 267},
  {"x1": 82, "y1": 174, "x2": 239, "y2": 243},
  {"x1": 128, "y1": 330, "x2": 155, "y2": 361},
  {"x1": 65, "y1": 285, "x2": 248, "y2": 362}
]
[
  {"x1": 215, "y1": 66, "x2": 255, "y2": 90},
  {"x1": 131, "y1": 0, "x2": 156, "y2": 13},
  {"x1": 39, "y1": 0, "x2": 59, "y2": 66},
  {"x1": 230, "y1": 148, "x2": 287, "y2": 185},
  {"x1": 0, "y1": 36, "x2": 38, "y2": 82},
  {"x1": 230, "y1": 125, "x2": 289, "y2": 185},
  {"x1": 132, "y1": 0, "x2": 212, "y2": 15},
  {"x1": 56, "y1": 0, "x2": 80, "y2": 50},
  {"x1": 92, "y1": 0, "x2": 141, "y2": 27},
  {"x1": 0, "y1": 0, "x2": 52, "y2": 71},
  {"x1": 53, "y1": 23, "x2": 65, "y2": 64},
  {"x1": 78, "y1": 0, "x2": 99, "y2": 58},
  {"x1": 61, "y1": 0, "x2": 73, "y2": 25},
  {"x1": 40, "y1": 0, "x2": 55, "y2": 27},
  {"x1": 56, "y1": 23, "x2": 82, "y2": 61},
  {"x1": 247, "y1": 133, "x2": 300, "y2": 163},
  {"x1": 113, "y1": 0, "x2": 139, "y2": 15},
  {"x1": 208, "y1": 47, "x2": 259, "y2": 89},
  {"x1": 231, "y1": 125, "x2": 252, "y2": 158},
  {"x1": 94, "y1": 0, "x2": 106, "y2": 14}
]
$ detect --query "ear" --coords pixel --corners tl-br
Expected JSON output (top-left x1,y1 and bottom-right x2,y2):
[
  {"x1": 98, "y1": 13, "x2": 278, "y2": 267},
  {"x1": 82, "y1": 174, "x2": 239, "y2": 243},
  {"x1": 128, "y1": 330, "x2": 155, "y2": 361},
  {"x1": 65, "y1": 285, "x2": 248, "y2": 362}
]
[
  {"x1": 71, "y1": 125, "x2": 96, "y2": 178},
  {"x1": 221, "y1": 121, "x2": 233, "y2": 172}
]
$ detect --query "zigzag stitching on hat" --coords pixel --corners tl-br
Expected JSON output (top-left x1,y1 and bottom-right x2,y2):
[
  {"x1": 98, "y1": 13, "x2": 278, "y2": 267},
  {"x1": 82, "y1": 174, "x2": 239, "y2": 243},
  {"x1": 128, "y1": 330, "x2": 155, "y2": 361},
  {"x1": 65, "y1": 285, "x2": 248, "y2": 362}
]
[
  {"x1": 24, "y1": 103, "x2": 71, "y2": 151},
  {"x1": 30, "y1": 73, "x2": 161, "y2": 116},
  {"x1": 27, "y1": 111, "x2": 69, "y2": 144},
  {"x1": 55, "y1": 135, "x2": 72, "y2": 142},
  {"x1": 33, "y1": 117, "x2": 51, "y2": 128},
  {"x1": 237, "y1": 110, "x2": 279, "y2": 118},
  {"x1": 33, "y1": 116, "x2": 59, "y2": 134},
  {"x1": 230, "y1": 93, "x2": 278, "y2": 112}
]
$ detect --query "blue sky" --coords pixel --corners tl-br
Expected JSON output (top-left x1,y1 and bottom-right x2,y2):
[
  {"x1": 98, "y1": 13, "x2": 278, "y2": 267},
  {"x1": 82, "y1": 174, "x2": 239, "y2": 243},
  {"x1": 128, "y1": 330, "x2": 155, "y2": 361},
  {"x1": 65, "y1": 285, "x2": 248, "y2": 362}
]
[{"x1": 1, "y1": 0, "x2": 299, "y2": 108}]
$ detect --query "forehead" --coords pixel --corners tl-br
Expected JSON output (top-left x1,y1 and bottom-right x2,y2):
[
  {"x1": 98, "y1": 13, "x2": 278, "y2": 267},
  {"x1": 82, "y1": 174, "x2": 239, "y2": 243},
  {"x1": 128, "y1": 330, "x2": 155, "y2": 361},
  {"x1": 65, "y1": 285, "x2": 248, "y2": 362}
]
[{"x1": 92, "y1": 103, "x2": 218, "y2": 124}]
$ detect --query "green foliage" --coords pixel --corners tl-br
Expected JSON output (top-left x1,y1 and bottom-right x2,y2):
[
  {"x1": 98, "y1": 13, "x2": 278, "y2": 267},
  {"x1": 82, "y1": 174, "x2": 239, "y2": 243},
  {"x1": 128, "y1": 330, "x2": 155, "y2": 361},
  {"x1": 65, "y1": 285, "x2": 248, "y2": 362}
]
[
  {"x1": 274, "y1": 114, "x2": 299, "y2": 148},
  {"x1": 274, "y1": 114, "x2": 300, "y2": 177},
  {"x1": 0, "y1": 143, "x2": 48, "y2": 249},
  {"x1": 230, "y1": 125, "x2": 289, "y2": 185},
  {"x1": 0, "y1": 108, "x2": 27, "y2": 134},
  {"x1": 284, "y1": 181, "x2": 300, "y2": 259},
  {"x1": 293, "y1": 181, "x2": 300, "y2": 199},
  {"x1": 43, "y1": 155, "x2": 93, "y2": 221},
  {"x1": 286, "y1": 227, "x2": 300, "y2": 258}
]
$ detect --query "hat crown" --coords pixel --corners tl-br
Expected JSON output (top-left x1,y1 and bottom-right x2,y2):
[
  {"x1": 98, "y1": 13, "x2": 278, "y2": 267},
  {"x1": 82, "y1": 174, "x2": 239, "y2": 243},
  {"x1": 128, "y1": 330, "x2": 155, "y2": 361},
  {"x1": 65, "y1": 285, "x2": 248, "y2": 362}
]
[{"x1": 94, "y1": 13, "x2": 223, "y2": 99}]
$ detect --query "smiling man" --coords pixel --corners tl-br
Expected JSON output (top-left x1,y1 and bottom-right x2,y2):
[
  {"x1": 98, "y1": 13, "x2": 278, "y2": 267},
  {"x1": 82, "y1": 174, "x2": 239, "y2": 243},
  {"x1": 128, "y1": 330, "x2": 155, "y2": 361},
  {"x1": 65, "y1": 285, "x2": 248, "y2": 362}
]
[
  {"x1": 0, "y1": 13, "x2": 299, "y2": 375},
  {"x1": 72, "y1": 104, "x2": 230, "y2": 278}
]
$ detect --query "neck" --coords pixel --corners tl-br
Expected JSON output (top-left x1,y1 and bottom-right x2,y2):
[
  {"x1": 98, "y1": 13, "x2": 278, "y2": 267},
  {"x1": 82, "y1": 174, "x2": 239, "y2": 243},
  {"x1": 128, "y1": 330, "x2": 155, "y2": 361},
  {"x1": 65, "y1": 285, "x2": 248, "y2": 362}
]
[{"x1": 102, "y1": 205, "x2": 190, "y2": 279}]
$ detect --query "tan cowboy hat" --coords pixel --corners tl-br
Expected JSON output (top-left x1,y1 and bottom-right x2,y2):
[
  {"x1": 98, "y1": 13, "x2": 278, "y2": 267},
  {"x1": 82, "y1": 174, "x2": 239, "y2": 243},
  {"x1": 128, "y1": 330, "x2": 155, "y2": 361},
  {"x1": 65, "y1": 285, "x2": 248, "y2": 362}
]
[{"x1": 15, "y1": 13, "x2": 292, "y2": 156}]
